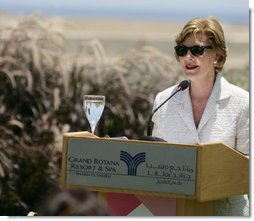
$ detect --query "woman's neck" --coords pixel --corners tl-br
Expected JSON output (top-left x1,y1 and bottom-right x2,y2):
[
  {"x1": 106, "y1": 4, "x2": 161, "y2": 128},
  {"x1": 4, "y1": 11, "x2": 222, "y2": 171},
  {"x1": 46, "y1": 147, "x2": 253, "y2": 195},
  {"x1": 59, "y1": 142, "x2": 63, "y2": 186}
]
[{"x1": 189, "y1": 75, "x2": 216, "y2": 100}]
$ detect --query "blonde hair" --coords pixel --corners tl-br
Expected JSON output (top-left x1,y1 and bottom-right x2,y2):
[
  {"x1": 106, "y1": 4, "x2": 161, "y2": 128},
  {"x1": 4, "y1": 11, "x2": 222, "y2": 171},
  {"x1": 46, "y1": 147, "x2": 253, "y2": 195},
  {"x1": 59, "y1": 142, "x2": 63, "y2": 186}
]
[{"x1": 175, "y1": 17, "x2": 227, "y2": 73}]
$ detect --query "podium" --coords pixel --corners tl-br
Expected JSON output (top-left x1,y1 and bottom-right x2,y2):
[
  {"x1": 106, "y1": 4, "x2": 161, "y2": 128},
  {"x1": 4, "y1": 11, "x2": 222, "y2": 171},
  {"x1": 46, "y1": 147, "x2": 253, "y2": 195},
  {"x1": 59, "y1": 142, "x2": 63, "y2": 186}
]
[{"x1": 61, "y1": 131, "x2": 249, "y2": 216}]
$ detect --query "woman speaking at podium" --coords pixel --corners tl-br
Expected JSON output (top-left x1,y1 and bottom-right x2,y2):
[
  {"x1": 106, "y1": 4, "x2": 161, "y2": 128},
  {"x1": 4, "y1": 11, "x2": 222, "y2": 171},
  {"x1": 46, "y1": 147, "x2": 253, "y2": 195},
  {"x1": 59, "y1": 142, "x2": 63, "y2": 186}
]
[{"x1": 151, "y1": 17, "x2": 249, "y2": 216}]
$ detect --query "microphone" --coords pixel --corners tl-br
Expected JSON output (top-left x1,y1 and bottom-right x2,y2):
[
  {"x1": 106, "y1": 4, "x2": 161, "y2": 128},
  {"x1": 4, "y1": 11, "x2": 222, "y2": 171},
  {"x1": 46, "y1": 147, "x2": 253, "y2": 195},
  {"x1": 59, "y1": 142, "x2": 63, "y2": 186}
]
[{"x1": 139, "y1": 79, "x2": 191, "y2": 141}]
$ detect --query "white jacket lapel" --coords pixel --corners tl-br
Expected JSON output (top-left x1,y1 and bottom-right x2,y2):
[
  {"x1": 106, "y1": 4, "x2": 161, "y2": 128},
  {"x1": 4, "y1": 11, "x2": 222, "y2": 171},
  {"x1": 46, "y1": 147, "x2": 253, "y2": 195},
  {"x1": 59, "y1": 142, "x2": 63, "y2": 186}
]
[
  {"x1": 174, "y1": 89, "x2": 198, "y2": 136},
  {"x1": 198, "y1": 75, "x2": 232, "y2": 132},
  {"x1": 174, "y1": 75, "x2": 232, "y2": 135}
]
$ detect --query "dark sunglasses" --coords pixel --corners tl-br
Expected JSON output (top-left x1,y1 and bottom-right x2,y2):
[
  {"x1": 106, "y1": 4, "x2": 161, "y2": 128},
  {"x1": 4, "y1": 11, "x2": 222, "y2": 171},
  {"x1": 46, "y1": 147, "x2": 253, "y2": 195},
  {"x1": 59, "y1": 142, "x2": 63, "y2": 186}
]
[{"x1": 174, "y1": 45, "x2": 213, "y2": 57}]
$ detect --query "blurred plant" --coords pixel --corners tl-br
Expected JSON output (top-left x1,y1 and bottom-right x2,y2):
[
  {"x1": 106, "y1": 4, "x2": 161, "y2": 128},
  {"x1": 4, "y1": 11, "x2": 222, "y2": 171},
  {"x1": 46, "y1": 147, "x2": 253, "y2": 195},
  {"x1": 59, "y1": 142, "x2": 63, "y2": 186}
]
[
  {"x1": 73, "y1": 41, "x2": 182, "y2": 137},
  {"x1": 0, "y1": 15, "x2": 65, "y2": 215},
  {"x1": 0, "y1": 15, "x2": 182, "y2": 215},
  {"x1": 222, "y1": 66, "x2": 249, "y2": 91}
]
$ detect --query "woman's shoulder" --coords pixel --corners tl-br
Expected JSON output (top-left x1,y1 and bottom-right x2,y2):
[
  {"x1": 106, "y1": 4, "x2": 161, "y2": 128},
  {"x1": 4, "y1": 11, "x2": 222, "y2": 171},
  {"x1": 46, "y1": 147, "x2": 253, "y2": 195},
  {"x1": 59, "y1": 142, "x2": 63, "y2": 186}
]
[{"x1": 221, "y1": 76, "x2": 249, "y2": 99}]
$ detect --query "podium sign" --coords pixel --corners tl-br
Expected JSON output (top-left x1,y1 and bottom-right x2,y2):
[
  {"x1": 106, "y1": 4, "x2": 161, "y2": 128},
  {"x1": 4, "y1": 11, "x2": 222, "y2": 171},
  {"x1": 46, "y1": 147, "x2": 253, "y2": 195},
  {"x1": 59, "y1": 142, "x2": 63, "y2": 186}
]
[{"x1": 63, "y1": 137, "x2": 198, "y2": 196}]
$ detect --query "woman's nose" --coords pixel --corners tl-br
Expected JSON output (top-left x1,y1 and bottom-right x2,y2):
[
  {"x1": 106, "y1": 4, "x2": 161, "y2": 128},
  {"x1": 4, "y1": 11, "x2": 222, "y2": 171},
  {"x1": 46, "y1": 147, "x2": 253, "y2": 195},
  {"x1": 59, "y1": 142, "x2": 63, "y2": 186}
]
[
  {"x1": 185, "y1": 49, "x2": 194, "y2": 57},
  {"x1": 183, "y1": 50, "x2": 194, "y2": 60}
]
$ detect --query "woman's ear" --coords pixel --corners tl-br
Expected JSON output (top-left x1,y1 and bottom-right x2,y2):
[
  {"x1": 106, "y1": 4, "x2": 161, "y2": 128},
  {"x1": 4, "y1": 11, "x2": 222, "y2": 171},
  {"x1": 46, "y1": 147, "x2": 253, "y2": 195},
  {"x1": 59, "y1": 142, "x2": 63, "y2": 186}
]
[{"x1": 213, "y1": 54, "x2": 221, "y2": 65}]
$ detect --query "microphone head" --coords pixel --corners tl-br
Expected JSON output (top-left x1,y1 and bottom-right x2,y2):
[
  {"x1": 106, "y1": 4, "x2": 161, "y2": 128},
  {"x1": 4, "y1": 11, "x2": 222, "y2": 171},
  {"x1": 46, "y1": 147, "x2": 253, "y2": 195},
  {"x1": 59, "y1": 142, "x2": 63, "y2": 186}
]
[{"x1": 177, "y1": 79, "x2": 191, "y2": 91}]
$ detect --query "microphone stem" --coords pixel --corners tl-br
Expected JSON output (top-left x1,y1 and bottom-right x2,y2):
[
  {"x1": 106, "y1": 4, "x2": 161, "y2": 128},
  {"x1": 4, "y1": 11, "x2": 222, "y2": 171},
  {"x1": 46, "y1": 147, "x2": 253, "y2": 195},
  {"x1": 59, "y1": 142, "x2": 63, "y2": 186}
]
[
  {"x1": 146, "y1": 88, "x2": 180, "y2": 136},
  {"x1": 146, "y1": 116, "x2": 154, "y2": 136}
]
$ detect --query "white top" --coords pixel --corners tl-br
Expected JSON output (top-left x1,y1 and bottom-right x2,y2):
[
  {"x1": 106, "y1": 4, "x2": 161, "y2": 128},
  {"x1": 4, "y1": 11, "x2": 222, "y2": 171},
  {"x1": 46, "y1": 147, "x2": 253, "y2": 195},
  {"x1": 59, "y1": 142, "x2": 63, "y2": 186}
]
[{"x1": 152, "y1": 74, "x2": 249, "y2": 155}]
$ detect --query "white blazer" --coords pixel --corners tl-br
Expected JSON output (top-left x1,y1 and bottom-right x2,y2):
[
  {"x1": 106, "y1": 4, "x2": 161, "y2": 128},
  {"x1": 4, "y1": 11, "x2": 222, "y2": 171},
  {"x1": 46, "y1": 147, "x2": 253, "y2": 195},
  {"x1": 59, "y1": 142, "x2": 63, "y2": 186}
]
[{"x1": 152, "y1": 74, "x2": 249, "y2": 155}]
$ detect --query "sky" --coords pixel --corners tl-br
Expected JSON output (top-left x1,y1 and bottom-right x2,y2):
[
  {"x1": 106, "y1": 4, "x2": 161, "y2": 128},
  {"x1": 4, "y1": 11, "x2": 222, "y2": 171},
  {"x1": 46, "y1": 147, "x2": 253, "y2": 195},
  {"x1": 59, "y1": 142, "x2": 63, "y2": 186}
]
[{"x1": 0, "y1": 0, "x2": 249, "y2": 24}]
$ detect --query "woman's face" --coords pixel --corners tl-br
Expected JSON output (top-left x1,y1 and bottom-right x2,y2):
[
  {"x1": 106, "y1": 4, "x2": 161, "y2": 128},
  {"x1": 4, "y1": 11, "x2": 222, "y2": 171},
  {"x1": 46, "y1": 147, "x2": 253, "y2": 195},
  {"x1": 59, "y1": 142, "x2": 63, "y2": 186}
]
[{"x1": 178, "y1": 32, "x2": 218, "y2": 82}]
